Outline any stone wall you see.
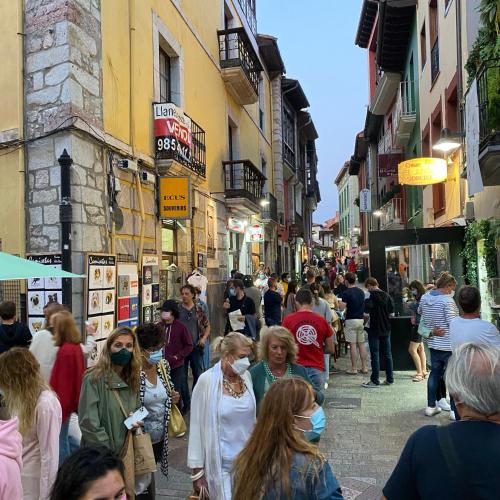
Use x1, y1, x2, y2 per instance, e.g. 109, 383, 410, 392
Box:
24, 0, 105, 322
271, 76, 285, 222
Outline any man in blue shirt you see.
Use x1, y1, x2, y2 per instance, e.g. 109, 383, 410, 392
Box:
339, 272, 368, 374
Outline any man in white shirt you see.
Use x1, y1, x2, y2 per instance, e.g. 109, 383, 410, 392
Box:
450, 286, 500, 350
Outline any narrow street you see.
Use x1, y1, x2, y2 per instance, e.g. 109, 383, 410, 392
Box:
156, 352, 443, 499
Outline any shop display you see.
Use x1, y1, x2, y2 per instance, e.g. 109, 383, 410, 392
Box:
142, 255, 160, 323
117, 262, 139, 328
86, 254, 117, 340
27, 254, 64, 335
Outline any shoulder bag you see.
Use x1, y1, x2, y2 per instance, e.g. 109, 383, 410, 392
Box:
158, 362, 187, 438
112, 389, 157, 480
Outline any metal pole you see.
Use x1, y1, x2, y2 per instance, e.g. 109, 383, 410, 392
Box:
59, 149, 73, 311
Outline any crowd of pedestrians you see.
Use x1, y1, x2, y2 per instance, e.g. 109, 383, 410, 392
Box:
0, 256, 498, 499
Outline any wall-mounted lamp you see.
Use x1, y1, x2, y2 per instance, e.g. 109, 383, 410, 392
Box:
260, 199, 270, 207
432, 128, 464, 154
373, 210, 383, 217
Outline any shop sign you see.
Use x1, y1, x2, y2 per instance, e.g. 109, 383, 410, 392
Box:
154, 103, 192, 162
246, 223, 265, 243
378, 153, 401, 177
227, 217, 246, 234
289, 224, 302, 238
158, 176, 191, 220
359, 188, 371, 212
398, 158, 447, 185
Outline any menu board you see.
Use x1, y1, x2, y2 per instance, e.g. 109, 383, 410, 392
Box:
117, 262, 139, 328
26, 254, 64, 335
85, 254, 116, 340
142, 255, 160, 323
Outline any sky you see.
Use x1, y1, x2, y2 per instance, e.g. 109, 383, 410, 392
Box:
257, 0, 367, 224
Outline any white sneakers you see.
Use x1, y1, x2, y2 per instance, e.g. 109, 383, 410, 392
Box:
437, 398, 451, 411
424, 406, 442, 417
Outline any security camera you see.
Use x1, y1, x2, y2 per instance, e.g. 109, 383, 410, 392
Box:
117, 159, 138, 172
140, 171, 156, 184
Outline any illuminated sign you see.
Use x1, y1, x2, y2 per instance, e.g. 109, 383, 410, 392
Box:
247, 223, 265, 243
227, 217, 246, 234
359, 188, 371, 212
158, 176, 191, 220
398, 158, 447, 185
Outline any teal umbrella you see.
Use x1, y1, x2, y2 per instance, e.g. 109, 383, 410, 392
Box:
0, 252, 84, 281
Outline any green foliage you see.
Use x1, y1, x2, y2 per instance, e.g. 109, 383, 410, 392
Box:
461, 219, 499, 286
354, 197, 360, 207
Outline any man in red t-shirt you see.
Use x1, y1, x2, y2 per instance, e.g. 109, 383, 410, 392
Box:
283, 289, 334, 392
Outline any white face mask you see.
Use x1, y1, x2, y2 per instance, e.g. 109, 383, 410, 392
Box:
161, 311, 172, 321
230, 356, 250, 375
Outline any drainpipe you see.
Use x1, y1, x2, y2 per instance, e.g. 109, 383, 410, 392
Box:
455, 0, 464, 216
59, 150, 73, 311
19, 0, 26, 258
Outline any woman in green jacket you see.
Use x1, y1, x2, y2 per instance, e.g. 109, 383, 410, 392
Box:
78, 326, 141, 455
250, 326, 324, 410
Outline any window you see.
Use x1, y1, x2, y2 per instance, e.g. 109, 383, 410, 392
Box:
258, 77, 265, 131
420, 22, 427, 70
261, 158, 268, 194
159, 48, 171, 102
283, 105, 296, 167
429, 1, 440, 82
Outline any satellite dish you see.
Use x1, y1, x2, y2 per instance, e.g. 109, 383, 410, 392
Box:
112, 207, 124, 230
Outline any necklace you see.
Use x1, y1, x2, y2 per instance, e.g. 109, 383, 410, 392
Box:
223, 376, 247, 398
263, 361, 291, 383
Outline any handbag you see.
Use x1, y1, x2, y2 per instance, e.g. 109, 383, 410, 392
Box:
187, 486, 210, 500
112, 390, 157, 488
120, 429, 136, 499
159, 362, 187, 438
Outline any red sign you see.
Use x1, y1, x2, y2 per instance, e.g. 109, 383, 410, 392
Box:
378, 153, 402, 177
153, 103, 192, 162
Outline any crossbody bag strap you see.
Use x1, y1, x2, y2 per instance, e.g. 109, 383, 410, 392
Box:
436, 425, 469, 493
158, 361, 172, 392
112, 389, 129, 419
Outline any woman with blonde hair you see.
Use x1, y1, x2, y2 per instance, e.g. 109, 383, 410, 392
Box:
78, 326, 141, 457
188, 332, 256, 499
233, 377, 343, 499
0, 347, 62, 499
49, 310, 85, 464
250, 326, 324, 409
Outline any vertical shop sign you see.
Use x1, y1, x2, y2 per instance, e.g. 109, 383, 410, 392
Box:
85, 254, 117, 367
142, 255, 160, 323
26, 254, 63, 335
359, 188, 371, 212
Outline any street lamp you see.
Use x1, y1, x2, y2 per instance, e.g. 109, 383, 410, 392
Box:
260, 198, 270, 207
373, 210, 383, 217
432, 128, 463, 154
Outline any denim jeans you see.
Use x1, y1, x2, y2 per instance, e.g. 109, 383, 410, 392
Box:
368, 333, 394, 384
184, 346, 205, 390
427, 349, 453, 407
59, 419, 70, 465
170, 364, 190, 414
304, 367, 324, 393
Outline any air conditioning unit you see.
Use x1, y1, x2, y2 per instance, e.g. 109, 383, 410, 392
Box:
117, 159, 138, 172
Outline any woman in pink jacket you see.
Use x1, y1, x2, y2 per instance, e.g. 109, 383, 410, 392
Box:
0, 348, 61, 500
0, 417, 23, 499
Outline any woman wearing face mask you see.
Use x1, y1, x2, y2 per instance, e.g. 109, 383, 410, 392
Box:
135, 323, 180, 499
188, 332, 256, 500
407, 280, 427, 382
233, 377, 343, 499
157, 300, 193, 415
78, 327, 141, 475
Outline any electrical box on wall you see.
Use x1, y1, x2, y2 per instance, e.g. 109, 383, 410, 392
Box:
140, 171, 156, 184
117, 159, 138, 172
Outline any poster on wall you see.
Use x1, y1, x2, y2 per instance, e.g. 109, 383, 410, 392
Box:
117, 262, 140, 328
142, 255, 160, 323
26, 254, 64, 335
86, 254, 116, 343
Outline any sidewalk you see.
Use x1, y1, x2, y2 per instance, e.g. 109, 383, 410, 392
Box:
156, 352, 451, 499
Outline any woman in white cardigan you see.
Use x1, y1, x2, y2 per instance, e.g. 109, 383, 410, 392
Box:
188, 332, 256, 499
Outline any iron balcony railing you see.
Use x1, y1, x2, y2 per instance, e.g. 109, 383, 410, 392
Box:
156, 114, 206, 177
379, 197, 406, 229
431, 38, 440, 83
218, 27, 262, 95
261, 192, 278, 222
378, 128, 393, 154
477, 61, 500, 149
223, 159, 266, 206
236, 0, 257, 35
394, 80, 416, 121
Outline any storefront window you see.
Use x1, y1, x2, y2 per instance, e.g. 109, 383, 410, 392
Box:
385, 243, 451, 316
161, 222, 177, 267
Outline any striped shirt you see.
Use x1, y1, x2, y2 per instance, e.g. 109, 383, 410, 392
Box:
418, 291, 459, 351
